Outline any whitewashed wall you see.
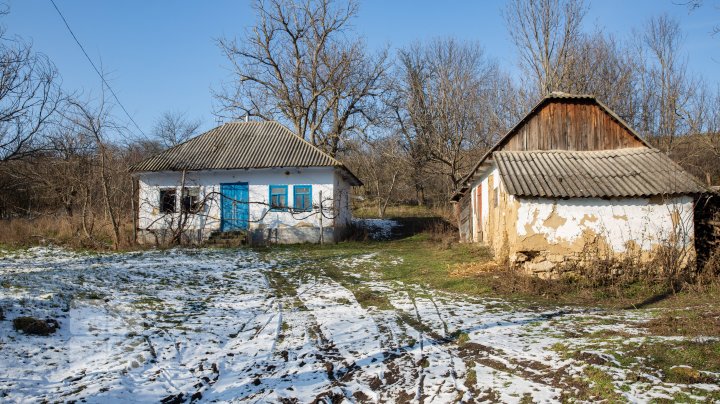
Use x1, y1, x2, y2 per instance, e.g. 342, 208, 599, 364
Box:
466, 166, 502, 243
136, 167, 350, 242
516, 196, 695, 253
463, 163, 696, 260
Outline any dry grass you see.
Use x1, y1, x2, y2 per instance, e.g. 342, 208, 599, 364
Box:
0, 215, 136, 250
446, 258, 720, 309
449, 261, 501, 277
353, 203, 454, 221
642, 309, 720, 337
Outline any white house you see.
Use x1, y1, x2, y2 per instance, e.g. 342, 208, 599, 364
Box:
451, 93, 707, 277
130, 121, 362, 244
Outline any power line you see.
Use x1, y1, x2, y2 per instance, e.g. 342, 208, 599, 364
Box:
48, 0, 146, 137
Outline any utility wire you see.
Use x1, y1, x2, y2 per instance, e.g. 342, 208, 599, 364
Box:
48, 0, 146, 137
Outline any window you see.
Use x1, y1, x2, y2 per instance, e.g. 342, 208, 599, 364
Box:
182, 187, 201, 213
269, 185, 288, 211
294, 185, 312, 211
159, 188, 176, 214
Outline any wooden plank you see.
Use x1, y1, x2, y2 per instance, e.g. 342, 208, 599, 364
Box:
475, 183, 483, 242
485, 97, 649, 163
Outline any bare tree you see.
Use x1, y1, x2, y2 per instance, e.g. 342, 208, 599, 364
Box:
62, 95, 128, 250
214, 0, 388, 156
678, 1, 720, 36
0, 15, 63, 161
503, 0, 587, 96
637, 14, 697, 151
152, 111, 201, 149
554, 31, 640, 122
347, 135, 406, 217
392, 39, 510, 189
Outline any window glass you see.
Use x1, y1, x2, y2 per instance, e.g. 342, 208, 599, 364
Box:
159, 188, 176, 213
294, 185, 312, 211
182, 187, 201, 213
269, 185, 288, 210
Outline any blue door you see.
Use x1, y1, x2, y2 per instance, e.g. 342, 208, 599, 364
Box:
220, 182, 249, 231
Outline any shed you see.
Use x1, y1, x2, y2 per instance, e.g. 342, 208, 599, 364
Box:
130, 121, 362, 244
451, 93, 706, 276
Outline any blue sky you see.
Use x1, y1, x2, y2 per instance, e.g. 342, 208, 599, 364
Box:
5, 0, 719, 139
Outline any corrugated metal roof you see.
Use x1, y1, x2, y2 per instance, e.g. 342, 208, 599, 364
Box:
495, 148, 706, 198
130, 121, 361, 185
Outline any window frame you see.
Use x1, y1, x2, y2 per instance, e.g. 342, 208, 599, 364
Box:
159, 188, 177, 214
293, 185, 312, 212
268, 184, 289, 211
181, 186, 202, 213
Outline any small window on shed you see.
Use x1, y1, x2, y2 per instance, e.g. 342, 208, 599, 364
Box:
269, 185, 288, 211
182, 187, 201, 213
159, 188, 177, 214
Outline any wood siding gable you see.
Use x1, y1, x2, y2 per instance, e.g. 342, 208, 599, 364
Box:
452, 93, 650, 201
500, 98, 645, 153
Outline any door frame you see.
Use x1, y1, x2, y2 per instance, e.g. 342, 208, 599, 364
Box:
220, 182, 249, 232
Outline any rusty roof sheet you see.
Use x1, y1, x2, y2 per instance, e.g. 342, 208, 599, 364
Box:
130, 121, 361, 185
495, 148, 706, 198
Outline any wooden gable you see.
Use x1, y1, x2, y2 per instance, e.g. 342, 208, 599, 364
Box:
500, 97, 646, 153
452, 93, 651, 201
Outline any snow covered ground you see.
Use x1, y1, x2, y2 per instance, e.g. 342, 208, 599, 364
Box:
0, 247, 717, 403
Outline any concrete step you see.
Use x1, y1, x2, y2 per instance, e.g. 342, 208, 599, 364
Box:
205, 230, 247, 247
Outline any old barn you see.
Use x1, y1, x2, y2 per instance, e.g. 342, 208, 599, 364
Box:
452, 93, 707, 276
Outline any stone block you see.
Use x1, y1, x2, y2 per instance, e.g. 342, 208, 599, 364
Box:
525, 260, 555, 273
547, 254, 565, 263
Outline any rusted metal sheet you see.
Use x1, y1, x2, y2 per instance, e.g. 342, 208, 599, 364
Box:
129, 121, 361, 185
494, 148, 707, 198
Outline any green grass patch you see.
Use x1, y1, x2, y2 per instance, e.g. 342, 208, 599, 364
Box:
454, 331, 470, 345
269, 234, 493, 297
620, 340, 720, 383
132, 296, 164, 309
464, 366, 477, 390
582, 365, 624, 401
397, 312, 432, 334
550, 342, 571, 357
352, 288, 393, 310
255, 224, 720, 313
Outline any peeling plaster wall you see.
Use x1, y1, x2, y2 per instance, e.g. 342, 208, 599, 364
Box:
515, 197, 695, 253
511, 196, 696, 275
466, 165, 518, 259
465, 165, 697, 274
